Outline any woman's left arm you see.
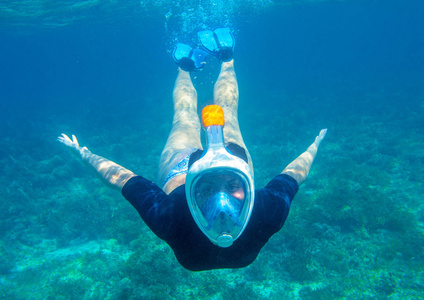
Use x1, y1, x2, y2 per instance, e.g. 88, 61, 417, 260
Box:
281, 129, 327, 186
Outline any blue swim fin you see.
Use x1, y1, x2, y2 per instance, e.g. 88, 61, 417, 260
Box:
172, 43, 207, 72
198, 30, 218, 53
198, 28, 235, 62
191, 48, 208, 70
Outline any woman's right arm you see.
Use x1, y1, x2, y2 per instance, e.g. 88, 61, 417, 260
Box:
58, 134, 136, 191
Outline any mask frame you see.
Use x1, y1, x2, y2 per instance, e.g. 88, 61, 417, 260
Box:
185, 124, 254, 247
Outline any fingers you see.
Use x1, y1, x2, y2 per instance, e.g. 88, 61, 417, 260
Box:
72, 135, 80, 146
58, 133, 70, 144
314, 129, 327, 145
319, 129, 327, 138
57, 133, 80, 147
63, 133, 72, 141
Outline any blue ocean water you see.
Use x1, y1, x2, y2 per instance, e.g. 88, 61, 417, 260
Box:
1, 0, 423, 298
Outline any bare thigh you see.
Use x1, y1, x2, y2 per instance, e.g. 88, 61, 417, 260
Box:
213, 60, 253, 172
158, 69, 202, 194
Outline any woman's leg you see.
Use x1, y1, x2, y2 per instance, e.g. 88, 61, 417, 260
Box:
158, 68, 202, 194
213, 60, 253, 171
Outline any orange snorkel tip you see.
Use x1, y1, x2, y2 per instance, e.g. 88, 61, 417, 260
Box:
202, 105, 225, 127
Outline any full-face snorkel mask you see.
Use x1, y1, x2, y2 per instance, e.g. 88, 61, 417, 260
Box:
185, 105, 255, 248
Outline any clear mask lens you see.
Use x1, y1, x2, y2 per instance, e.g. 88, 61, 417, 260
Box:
194, 170, 247, 208
200, 192, 243, 229
192, 170, 248, 238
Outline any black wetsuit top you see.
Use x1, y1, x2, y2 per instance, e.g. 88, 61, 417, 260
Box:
122, 173, 298, 271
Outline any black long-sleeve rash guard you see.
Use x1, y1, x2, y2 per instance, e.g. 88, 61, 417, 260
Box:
122, 173, 298, 271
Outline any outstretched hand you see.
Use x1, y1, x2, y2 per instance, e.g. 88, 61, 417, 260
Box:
57, 134, 89, 157
314, 129, 327, 146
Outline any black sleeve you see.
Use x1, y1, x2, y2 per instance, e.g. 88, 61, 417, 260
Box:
265, 174, 299, 204
121, 176, 178, 241
252, 174, 299, 232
